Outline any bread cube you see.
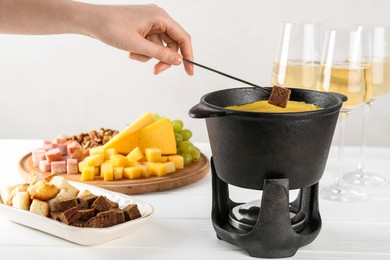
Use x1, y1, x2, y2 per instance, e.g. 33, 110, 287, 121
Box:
12, 191, 31, 210
48, 189, 77, 211
126, 147, 144, 162
1, 184, 18, 205
30, 199, 49, 217
49, 176, 79, 197
145, 148, 162, 163
124, 167, 141, 179
28, 181, 60, 201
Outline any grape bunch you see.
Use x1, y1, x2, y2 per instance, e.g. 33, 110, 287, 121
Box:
171, 119, 200, 166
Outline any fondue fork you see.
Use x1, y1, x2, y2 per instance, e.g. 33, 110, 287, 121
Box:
182, 58, 270, 94
183, 59, 291, 108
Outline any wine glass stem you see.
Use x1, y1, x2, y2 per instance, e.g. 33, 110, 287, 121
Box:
358, 101, 373, 173
335, 111, 349, 187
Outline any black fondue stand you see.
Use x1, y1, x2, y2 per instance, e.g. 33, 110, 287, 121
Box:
211, 158, 321, 258
190, 87, 345, 258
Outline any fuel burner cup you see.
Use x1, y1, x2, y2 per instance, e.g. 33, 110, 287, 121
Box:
190, 87, 346, 258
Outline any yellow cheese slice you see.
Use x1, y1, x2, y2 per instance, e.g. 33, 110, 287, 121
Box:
138, 118, 177, 155
102, 112, 155, 154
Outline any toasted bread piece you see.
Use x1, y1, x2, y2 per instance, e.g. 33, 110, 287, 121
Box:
268, 85, 291, 108
11, 191, 31, 210
6, 184, 30, 206
28, 181, 60, 201
48, 189, 77, 212
49, 176, 79, 197
78, 189, 92, 198
1, 184, 18, 205
30, 199, 49, 217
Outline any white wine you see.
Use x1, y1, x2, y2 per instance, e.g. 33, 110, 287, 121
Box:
272, 60, 320, 89
372, 59, 390, 99
318, 62, 372, 111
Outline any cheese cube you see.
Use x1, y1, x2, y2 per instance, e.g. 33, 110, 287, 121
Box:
124, 167, 141, 179
168, 155, 184, 169
104, 148, 117, 160
101, 161, 114, 181
110, 154, 128, 167
89, 147, 105, 164
160, 156, 168, 163
81, 166, 95, 181
103, 170, 114, 181
137, 165, 150, 178
145, 148, 162, 163
82, 156, 98, 167
126, 146, 144, 162
78, 160, 87, 172
149, 162, 176, 177
113, 167, 124, 180
94, 167, 100, 176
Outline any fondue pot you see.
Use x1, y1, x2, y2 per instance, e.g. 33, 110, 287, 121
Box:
190, 87, 345, 190
189, 87, 346, 258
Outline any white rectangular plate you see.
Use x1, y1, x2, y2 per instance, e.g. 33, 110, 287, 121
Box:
0, 181, 154, 245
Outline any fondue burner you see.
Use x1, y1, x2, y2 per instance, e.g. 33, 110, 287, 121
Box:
211, 158, 321, 258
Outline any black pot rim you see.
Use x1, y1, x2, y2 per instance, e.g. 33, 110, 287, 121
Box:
200, 87, 344, 119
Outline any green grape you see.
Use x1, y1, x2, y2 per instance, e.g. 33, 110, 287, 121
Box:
181, 129, 192, 141
171, 120, 184, 133
153, 113, 162, 121
179, 141, 194, 153
175, 133, 183, 147
182, 153, 193, 166
176, 148, 182, 155
190, 148, 200, 162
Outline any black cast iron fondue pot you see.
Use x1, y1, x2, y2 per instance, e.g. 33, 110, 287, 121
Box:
189, 87, 346, 190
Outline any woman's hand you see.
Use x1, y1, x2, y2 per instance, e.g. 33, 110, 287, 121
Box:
86, 4, 194, 75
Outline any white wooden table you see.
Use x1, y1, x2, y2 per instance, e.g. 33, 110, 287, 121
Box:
0, 139, 389, 259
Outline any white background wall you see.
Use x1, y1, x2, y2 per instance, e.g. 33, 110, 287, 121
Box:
0, 0, 389, 147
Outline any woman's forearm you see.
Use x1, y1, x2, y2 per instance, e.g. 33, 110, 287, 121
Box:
0, 0, 92, 36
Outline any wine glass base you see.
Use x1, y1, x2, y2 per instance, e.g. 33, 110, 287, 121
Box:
321, 185, 367, 202
343, 171, 388, 186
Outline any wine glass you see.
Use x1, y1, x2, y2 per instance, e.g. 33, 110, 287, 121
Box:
318, 28, 372, 202
272, 21, 321, 89
343, 25, 390, 186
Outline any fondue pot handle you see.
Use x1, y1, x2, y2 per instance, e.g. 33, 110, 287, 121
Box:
189, 103, 233, 118
329, 92, 348, 102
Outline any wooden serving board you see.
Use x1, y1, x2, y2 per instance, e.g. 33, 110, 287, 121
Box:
18, 153, 209, 195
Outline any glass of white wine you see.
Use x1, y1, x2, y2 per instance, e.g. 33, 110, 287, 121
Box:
272, 21, 321, 89
343, 25, 390, 186
319, 28, 372, 202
